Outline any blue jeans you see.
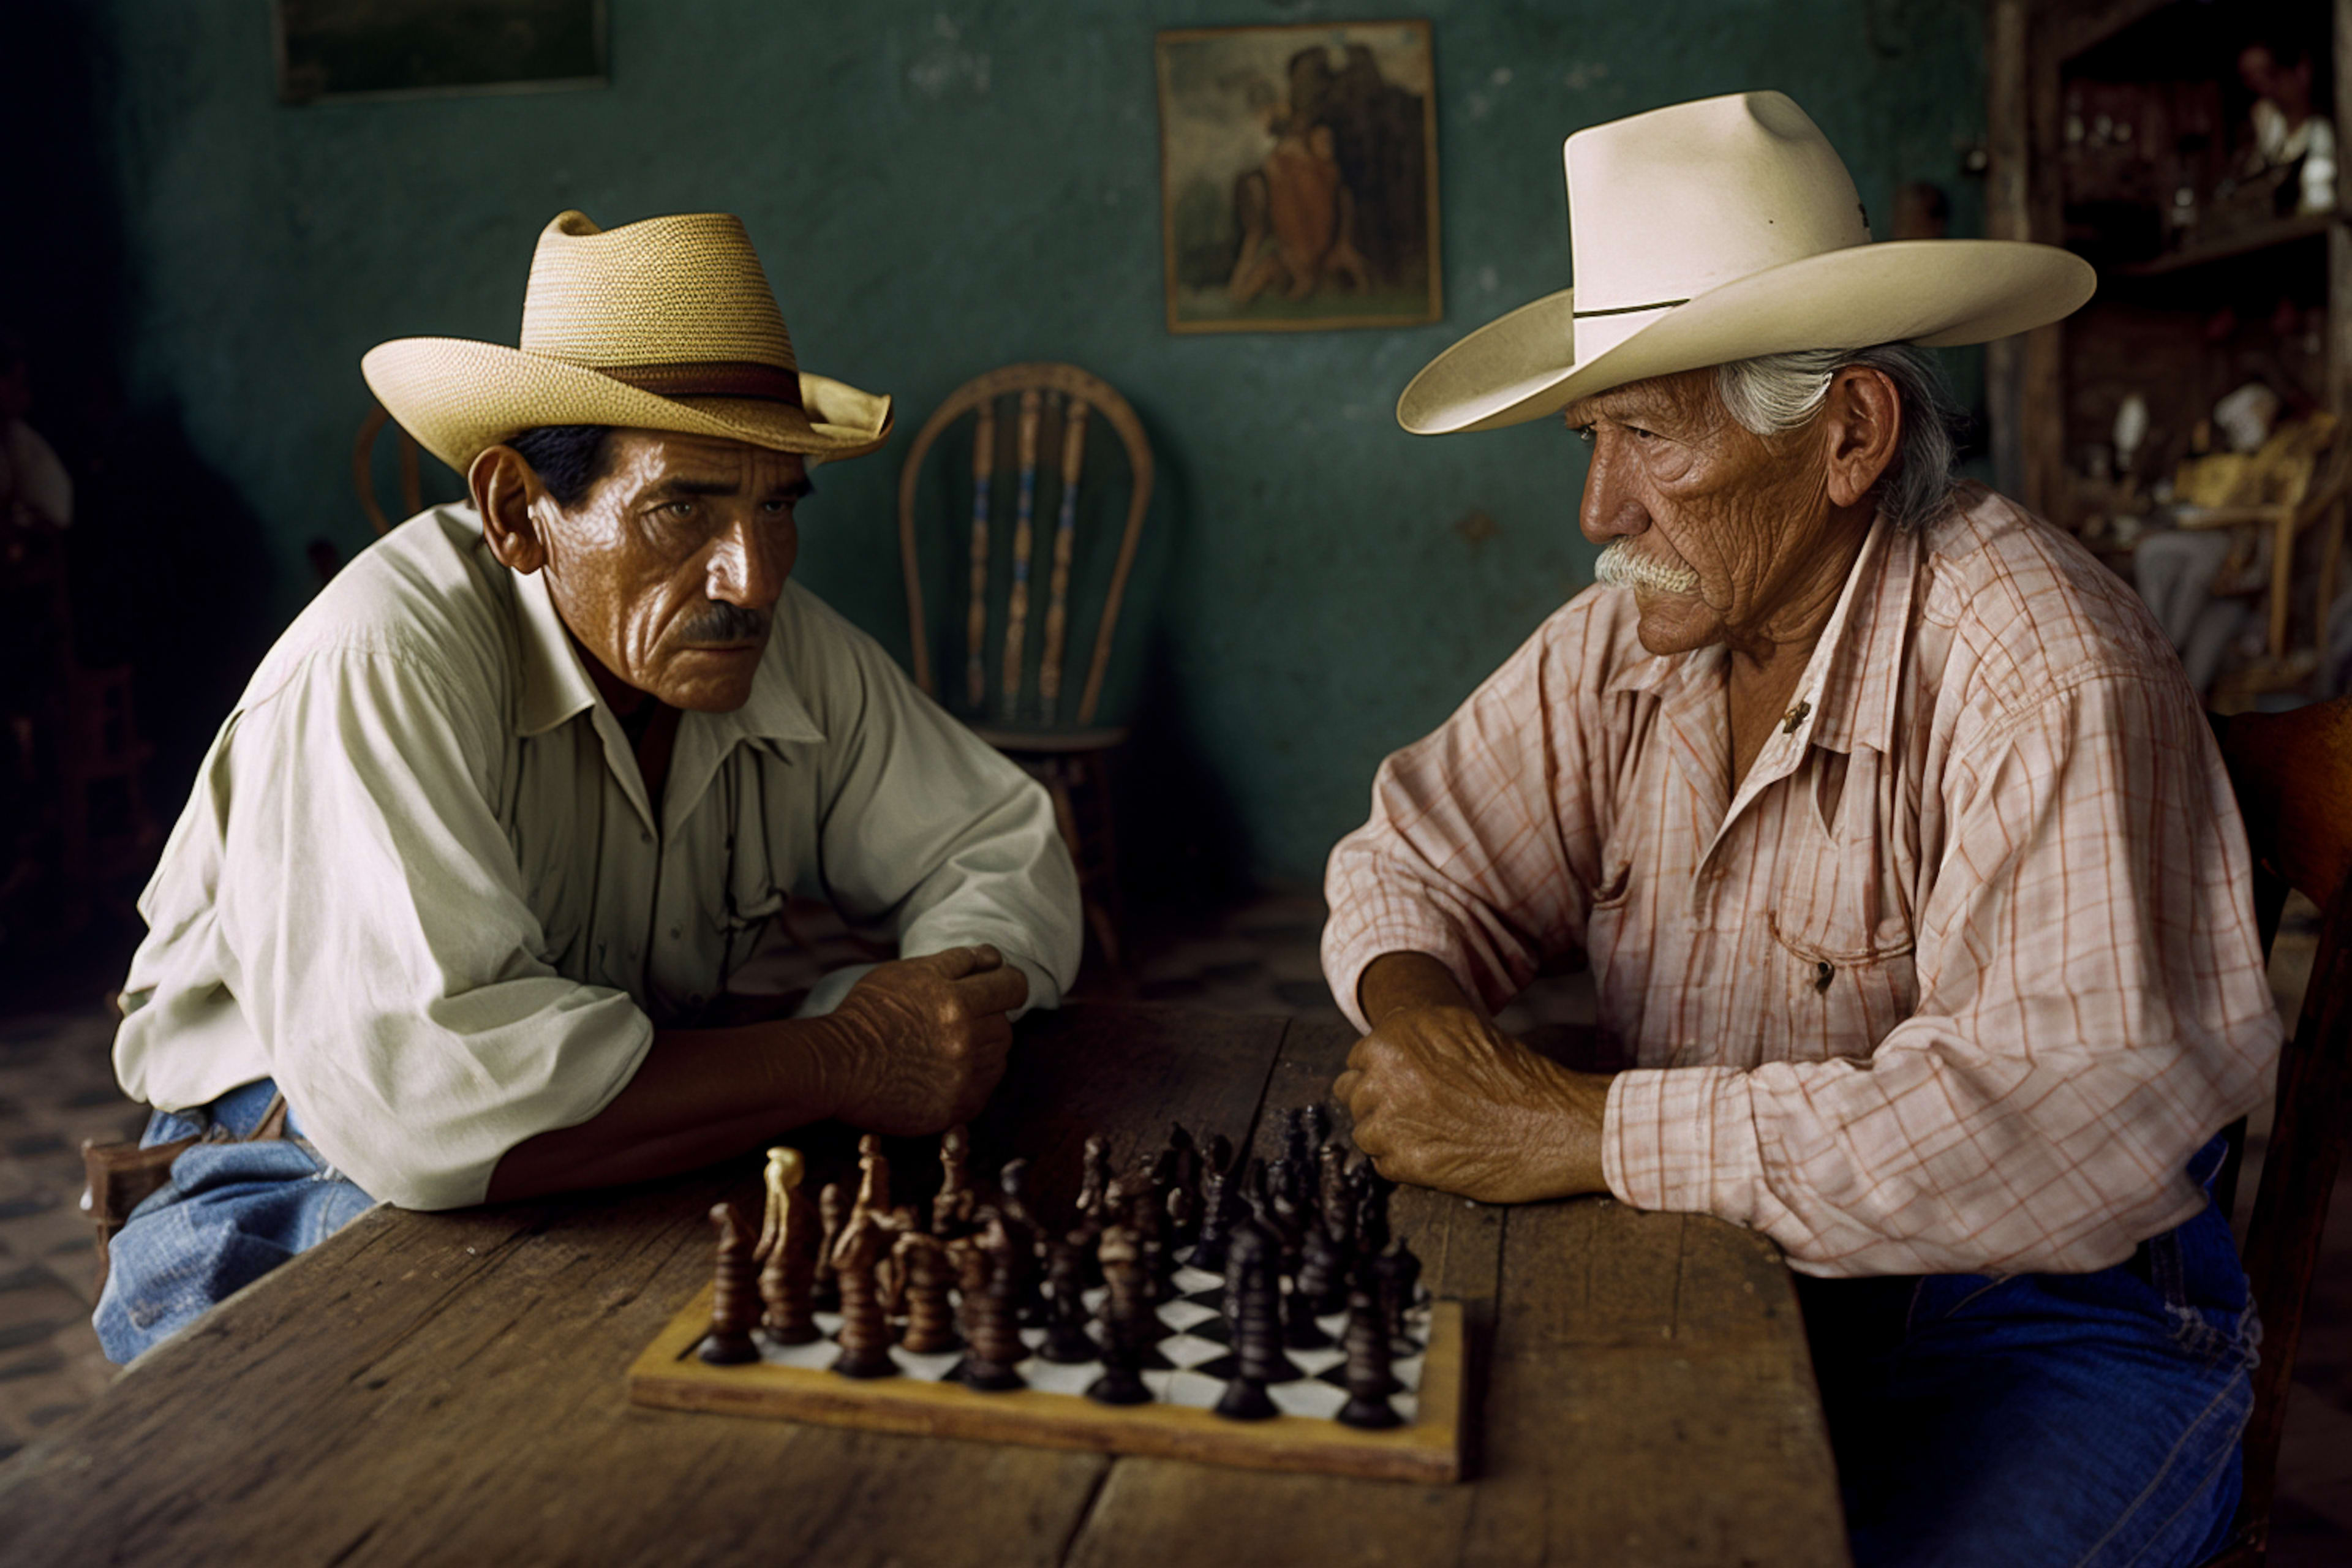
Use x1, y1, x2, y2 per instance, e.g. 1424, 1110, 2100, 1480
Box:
92, 1077, 376, 1364
1801, 1137, 2257, 1568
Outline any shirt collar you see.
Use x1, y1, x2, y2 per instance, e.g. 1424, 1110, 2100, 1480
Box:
1594, 514, 1915, 758
508, 564, 826, 746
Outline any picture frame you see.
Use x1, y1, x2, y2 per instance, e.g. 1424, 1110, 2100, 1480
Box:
1155, 20, 1442, 334
274, 0, 608, 107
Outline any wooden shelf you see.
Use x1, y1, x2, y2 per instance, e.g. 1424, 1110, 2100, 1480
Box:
2111, 211, 2340, 277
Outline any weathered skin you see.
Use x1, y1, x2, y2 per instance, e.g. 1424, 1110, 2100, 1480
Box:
466, 429, 1027, 1202
1332, 365, 1902, 1205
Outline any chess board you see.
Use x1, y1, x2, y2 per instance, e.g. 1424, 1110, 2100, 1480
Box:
628, 1256, 1464, 1482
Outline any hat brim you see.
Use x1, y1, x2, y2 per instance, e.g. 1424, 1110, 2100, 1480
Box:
361, 338, 895, 474
1397, 239, 2095, 435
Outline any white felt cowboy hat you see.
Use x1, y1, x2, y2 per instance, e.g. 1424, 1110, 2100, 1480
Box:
363, 210, 892, 472
1397, 91, 2095, 435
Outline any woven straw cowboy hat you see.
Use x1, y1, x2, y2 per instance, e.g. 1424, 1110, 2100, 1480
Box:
1397, 91, 2095, 435
363, 210, 892, 473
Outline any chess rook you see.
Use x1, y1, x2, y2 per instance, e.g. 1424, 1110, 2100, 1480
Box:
699, 1202, 761, 1365
1336, 1282, 1403, 1429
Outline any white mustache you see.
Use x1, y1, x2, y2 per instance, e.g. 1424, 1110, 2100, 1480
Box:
1594, 540, 1700, 594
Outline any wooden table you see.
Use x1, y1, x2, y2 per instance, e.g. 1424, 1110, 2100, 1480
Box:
0, 1006, 1849, 1566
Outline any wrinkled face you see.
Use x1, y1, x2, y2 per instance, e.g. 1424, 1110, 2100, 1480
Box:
1563, 369, 1833, 657
537, 430, 812, 712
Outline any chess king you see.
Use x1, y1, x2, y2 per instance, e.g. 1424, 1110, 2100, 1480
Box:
1323, 94, 2279, 1567
97, 211, 1080, 1362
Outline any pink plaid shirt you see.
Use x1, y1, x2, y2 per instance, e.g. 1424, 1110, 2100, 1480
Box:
1323, 486, 2281, 1276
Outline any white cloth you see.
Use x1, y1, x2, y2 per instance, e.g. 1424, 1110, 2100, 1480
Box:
115, 506, 1082, 1209
0, 418, 72, 529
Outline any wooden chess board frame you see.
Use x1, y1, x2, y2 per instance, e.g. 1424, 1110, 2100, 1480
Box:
627, 1284, 1465, 1483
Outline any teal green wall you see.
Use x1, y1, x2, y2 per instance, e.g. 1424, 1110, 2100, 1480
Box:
87, 0, 1986, 885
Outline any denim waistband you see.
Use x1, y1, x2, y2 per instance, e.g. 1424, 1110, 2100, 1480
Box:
168, 1076, 304, 1142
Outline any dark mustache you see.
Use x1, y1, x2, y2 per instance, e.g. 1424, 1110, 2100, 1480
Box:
677, 601, 771, 643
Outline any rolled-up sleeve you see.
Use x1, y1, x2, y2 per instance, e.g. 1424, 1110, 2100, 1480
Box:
211, 649, 652, 1210
1604, 674, 2280, 1275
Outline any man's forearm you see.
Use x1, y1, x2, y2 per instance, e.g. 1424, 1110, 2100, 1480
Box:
1357, 949, 1479, 1028
483, 1016, 845, 1202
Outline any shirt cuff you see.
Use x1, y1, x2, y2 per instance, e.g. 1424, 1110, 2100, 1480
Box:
1602, 1066, 1768, 1229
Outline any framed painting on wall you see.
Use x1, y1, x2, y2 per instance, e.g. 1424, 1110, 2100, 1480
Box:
1155, 20, 1442, 334
274, 0, 608, 105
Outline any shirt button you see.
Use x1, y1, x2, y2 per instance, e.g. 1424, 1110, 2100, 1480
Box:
639, 829, 652, 846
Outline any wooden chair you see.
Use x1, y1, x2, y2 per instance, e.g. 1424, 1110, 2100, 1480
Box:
2176, 429, 2352, 702
353, 399, 423, 538
2199, 695, 2352, 1566
897, 363, 1155, 975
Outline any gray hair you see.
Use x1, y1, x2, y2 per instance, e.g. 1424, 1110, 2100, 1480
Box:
1714, 344, 1961, 530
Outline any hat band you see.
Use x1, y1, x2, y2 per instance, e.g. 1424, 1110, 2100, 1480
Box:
1572, 297, 1691, 319
595, 360, 805, 410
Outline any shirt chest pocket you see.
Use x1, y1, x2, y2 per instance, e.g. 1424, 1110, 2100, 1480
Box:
1765, 907, 1918, 1060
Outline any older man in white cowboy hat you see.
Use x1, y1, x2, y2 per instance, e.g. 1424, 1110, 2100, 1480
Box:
1325, 94, 2279, 1566
94, 211, 1080, 1362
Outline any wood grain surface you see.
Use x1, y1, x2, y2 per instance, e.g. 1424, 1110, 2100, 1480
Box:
0, 1006, 1847, 1567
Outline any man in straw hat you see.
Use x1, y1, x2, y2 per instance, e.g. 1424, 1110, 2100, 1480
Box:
94, 211, 1080, 1362
1325, 94, 2277, 1564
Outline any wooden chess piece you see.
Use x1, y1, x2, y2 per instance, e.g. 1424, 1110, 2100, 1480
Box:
1304, 1102, 1332, 1155
1335, 1281, 1403, 1429
951, 1210, 1028, 1391
854, 1133, 892, 1222
812, 1181, 846, 1313
1215, 1219, 1295, 1420
1086, 1224, 1152, 1405
1076, 1134, 1111, 1220
1375, 1243, 1422, 1351
1193, 1155, 1238, 1272
891, 1224, 960, 1354
1295, 1222, 1347, 1322
699, 1202, 760, 1365
1317, 1144, 1354, 1246
829, 1208, 900, 1379
1126, 1187, 1175, 1305
1282, 1106, 1313, 1177
1351, 1161, 1393, 1257
1164, 1123, 1202, 1246
997, 1158, 1050, 1321
1039, 1236, 1097, 1363
755, 1145, 793, 1262
756, 1148, 821, 1346
934, 1124, 976, 1237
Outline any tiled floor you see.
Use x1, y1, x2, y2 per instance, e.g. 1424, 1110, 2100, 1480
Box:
1, 892, 2345, 1564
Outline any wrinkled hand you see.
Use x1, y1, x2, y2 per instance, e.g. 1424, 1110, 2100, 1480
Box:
817, 946, 1027, 1136
1333, 1002, 1608, 1204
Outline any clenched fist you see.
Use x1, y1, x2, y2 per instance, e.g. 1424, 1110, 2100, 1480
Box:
1333, 951, 1610, 1204
815, 946, 1028, 1136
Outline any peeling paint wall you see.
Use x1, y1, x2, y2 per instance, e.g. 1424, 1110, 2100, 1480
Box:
85, 0, 1986, 885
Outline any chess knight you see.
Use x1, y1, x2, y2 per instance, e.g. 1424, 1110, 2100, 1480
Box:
98, 211, 1080, 1362
1324, 94, 2280, 1567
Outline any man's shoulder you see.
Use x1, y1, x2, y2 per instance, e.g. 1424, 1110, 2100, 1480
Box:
1916, 485, 2182, 722
241, 506, 518, 714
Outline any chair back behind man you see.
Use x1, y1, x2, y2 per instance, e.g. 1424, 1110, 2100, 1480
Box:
2206, 695, 2352, 1564
353, 400, 423, 538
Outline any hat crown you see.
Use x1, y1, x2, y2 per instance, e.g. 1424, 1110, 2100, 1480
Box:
1565, 92, 1868, 361
518, 211, 799, 372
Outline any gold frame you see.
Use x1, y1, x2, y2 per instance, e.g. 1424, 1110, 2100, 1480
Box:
1155, 20, 1444, 335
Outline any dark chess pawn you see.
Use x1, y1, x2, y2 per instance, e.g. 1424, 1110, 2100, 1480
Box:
828, 1208, 902, 1379
1086, 1224, 1153, 1405
1191, 1154, 1239, 1272
1375, 1243, 1423, 1351
1295, 1222, 1348, 1319
811, 1180, 846, 1313
854, 1133, 892, 1221
997, 1158, 1049, 1322
1163, 1124, 1202, 1246
933, 1124, 976, 1238
1318, 1144, 1357, 1250
1039, 1237, 1098, 1363
1283, 1106, 1314, 1175
1215, 1219, 1295, 1421
699, 1202, 761, 1365
1076, 1135, 1112, 1221
890, 1224, 960, 1354
756, 1149, 821, 1346
1335, 1282, 1404, 1429
1351, 1161, 1394, 1258
1304, 1102, 1332, 1155
951, 1210, 1028, 1391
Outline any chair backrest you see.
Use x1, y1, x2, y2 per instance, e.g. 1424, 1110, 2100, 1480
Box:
2212, 695, 2352, 1551
896, 363, 1153, 734
353, 400, 423, 538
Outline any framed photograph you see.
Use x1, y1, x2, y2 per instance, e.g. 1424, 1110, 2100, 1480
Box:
1155, 20, 1441, 334
274, 0, 608, 106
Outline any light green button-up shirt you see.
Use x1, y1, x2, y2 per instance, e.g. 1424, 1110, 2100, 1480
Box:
114, 507, 1082, 1209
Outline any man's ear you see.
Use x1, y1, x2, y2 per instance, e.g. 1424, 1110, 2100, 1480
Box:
470, 445, 548, 575
1820, 367, 1904, 511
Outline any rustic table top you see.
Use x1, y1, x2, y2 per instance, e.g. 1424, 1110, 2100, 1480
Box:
0, 1005, 1848, 1567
